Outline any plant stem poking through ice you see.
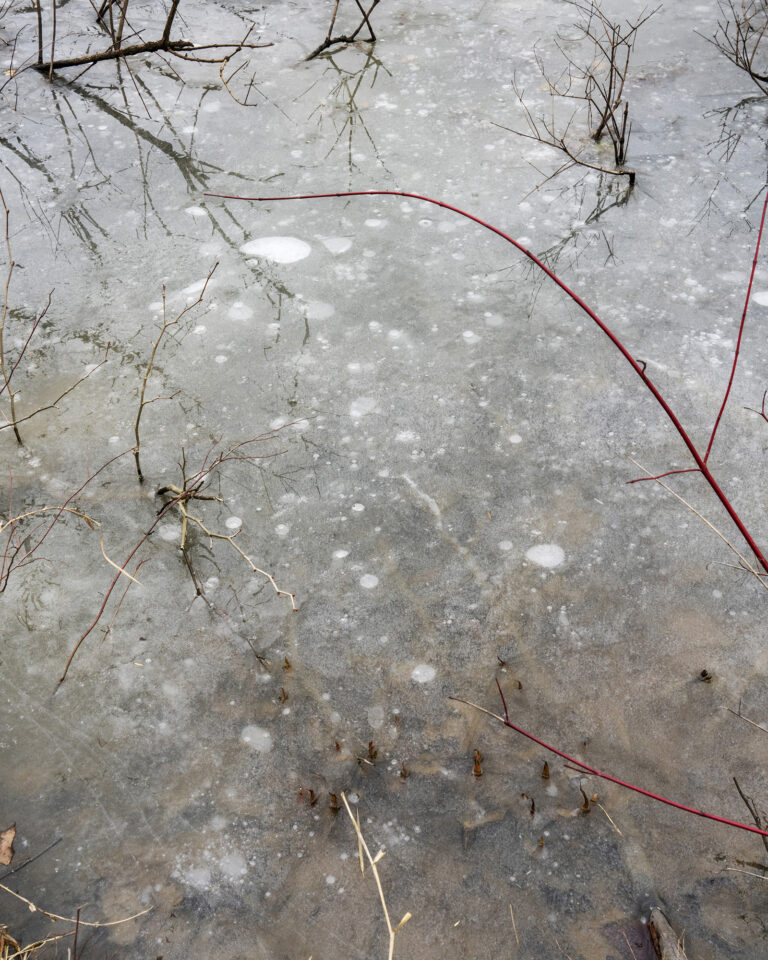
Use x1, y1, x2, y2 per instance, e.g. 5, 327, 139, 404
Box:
134, 261, 218, 482
341, 792, 411, 960
305, 0, 381, 62
449, 682, 768, 840
204, 187, 768, 577
57, 435, 297, 689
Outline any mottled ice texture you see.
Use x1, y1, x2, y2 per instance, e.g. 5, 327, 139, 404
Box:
4, 3, 768, 960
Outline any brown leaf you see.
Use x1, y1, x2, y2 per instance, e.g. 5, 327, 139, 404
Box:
0, 824, 15, 866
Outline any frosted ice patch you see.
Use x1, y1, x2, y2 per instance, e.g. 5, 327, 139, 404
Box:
182, 866, 211, 889
350, 396, 377, 418
241, 725, 272, 752
411, 664, 436, 683
219, 852, 247, 878
275, 523, 290, 537
194, 324, 206, 334
360, 574, 379, 589
185, 206, 207, 217
498, 540, 513, 551
365, 218, 388, 228
525, 543, 565, 568
240, 236, 311, 263
228, 301, 253, 321
368, 705, 385, 729
303, 301, 335, 320
202, 100, 221, 113
225, 516, 242, 530
753, 290, 768, 306
148, 300, 163, 312
321, 236, 352, 254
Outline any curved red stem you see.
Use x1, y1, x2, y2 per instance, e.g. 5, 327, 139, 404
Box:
455, 681, 768, 839
205, 188, 768, 574
705, 189, 768, 463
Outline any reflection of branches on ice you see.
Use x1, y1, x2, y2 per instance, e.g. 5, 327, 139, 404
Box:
491, 172, 628, 313
298, 47, 393, 183
692, 96, 768, 235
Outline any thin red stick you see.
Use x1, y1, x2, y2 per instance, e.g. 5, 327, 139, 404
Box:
705, 188, 768, 463
625, 467, 699, 485
205, 188, 768, 574
446, 683, 768, 840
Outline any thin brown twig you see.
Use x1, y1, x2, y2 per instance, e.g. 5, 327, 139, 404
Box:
305, 0, 380, 61
134, 262, 218, 482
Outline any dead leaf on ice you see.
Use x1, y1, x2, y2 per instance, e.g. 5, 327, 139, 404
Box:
0, 824, 15, 866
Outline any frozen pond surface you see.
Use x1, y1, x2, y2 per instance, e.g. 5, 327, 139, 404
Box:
2, 1, 768, 958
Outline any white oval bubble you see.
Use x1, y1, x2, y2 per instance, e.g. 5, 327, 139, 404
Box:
241, 725, 272, 752
240, 236, 311, 263
321, 236, 352, 254
360, 574, 379, 589
525, 543, 565, 568
411, 664, 436, 683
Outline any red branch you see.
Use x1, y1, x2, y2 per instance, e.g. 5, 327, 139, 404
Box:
204, 188, 768, 574
447, 681, 768, 840
705, 189, 768, 462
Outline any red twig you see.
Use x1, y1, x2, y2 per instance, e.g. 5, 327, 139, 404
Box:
625, 467, 699, 485
204, 188, 768, 575
447, 681, 768, 839
705, 188, 768, 462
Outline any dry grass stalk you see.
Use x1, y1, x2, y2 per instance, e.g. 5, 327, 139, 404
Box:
340, 792, 411, 960
509, 903, 519, 946
133, 261, 218, 482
